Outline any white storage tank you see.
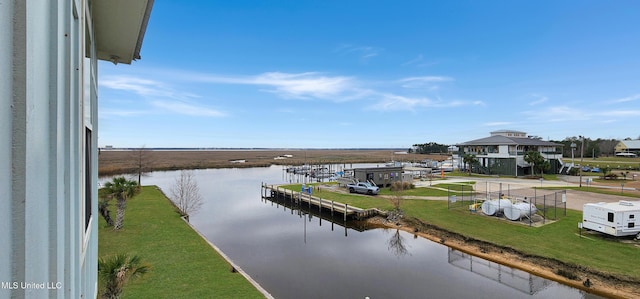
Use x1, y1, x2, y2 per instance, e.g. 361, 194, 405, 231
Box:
481, 199, 512, 216
504, 202, 537, 221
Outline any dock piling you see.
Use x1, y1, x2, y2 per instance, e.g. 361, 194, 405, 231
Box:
263, 185, 378, 223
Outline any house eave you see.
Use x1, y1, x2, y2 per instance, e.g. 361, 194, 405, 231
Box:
92, 0, 154, 64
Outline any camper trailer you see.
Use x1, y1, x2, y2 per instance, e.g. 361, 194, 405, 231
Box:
582, 201, 640, 238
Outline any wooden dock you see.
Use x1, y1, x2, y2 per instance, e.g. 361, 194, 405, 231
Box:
261, 183, 383, 220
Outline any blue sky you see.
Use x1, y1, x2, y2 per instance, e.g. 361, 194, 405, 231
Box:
98, 1, 640, 148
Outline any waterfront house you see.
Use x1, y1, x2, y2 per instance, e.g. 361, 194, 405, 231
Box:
457, 130, 564, 176
1, 1, 154, 298
614, 140, 640, 157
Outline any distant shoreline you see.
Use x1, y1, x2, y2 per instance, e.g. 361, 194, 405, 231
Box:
100, 147, 411, 151
98, 149, 448, 177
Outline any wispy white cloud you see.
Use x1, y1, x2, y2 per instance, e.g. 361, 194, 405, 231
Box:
100, 76, 199, 101
370, 94, 433, 111
369, 93, 484, 111
197, 72, 355, 100
101, 75, 224, 117
402, 54, 424, 66
100, 109, 151, 117
483, 121, 513, 127
255, 72, 353, 99
150, 100, 226, 117
610, 93, 640, 103
402, 54, 439, 67
522, 106, 590, 122
599, 109, 640, 117
522, 102, 640, 128
275, 108, 296, 114
334, 44, 382, 63
397, 76, 453, 90
135, 69, 481, 113
528, 94, 548, 106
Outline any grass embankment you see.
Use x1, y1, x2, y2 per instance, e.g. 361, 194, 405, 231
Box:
282, 183, 640, 281
98, 186, 264, 299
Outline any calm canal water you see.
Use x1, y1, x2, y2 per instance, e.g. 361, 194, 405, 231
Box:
109, 165, 602, 299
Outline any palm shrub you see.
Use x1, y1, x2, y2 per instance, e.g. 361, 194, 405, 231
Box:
97, 253, 150, 299
524, 151, 549, 176
98, 198, 114, 227
462, 153, 478, 175
102, 177, 138, 230
97, 188, 114, 227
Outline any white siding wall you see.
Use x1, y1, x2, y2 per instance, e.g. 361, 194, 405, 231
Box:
0, 0, 14, 289
498, 145, 509, 155
0, 0, 97, 298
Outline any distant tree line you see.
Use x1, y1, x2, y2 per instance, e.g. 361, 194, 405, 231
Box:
410, 142, 449, 154
552, 137, 620, 158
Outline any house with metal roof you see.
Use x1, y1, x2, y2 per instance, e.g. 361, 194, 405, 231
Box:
615, 140, 640, 157
457, 130, 564, 176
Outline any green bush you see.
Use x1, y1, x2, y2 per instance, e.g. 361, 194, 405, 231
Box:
604, 173, 618, 180
390, 181, 415, 191
568, 168, 580, 176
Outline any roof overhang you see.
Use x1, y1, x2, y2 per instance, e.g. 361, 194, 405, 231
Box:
92, 0, 154, 64
458, 136, 563, 147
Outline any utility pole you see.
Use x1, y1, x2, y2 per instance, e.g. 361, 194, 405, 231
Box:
579, 136, 584, 187
580, 136, 584, 164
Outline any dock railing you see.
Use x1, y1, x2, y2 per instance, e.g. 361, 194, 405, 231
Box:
261, 183, 383, 220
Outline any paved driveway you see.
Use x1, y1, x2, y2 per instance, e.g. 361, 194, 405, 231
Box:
415, 175, 636, 211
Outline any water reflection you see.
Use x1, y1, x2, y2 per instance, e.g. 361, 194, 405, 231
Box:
448, 248, 551, 295
387, 229, 411, 258
261, 192, 369, 233
103, 166, 605, 299
260, 188, 600, 298
263, 192, 414, 258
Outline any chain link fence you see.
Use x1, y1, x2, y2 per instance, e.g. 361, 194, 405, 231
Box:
448, 181, 567, 226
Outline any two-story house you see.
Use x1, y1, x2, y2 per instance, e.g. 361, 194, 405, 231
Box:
457, 130, 564, 176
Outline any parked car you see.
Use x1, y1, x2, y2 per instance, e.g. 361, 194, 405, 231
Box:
591, 167, 600, 173
346, 182, 379, 195
582, 166, 591, 172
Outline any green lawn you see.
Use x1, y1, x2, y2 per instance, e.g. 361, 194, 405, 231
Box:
573, 157, 640, 171
446, 170, 560, 180
542, 186, 640, 199
402, 200, 639, 279
98, 186, 265, 299
282, 183, 640, 281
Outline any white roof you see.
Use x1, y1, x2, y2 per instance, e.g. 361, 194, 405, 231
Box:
585, 201, 640, 212
618, 140, 640, 150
